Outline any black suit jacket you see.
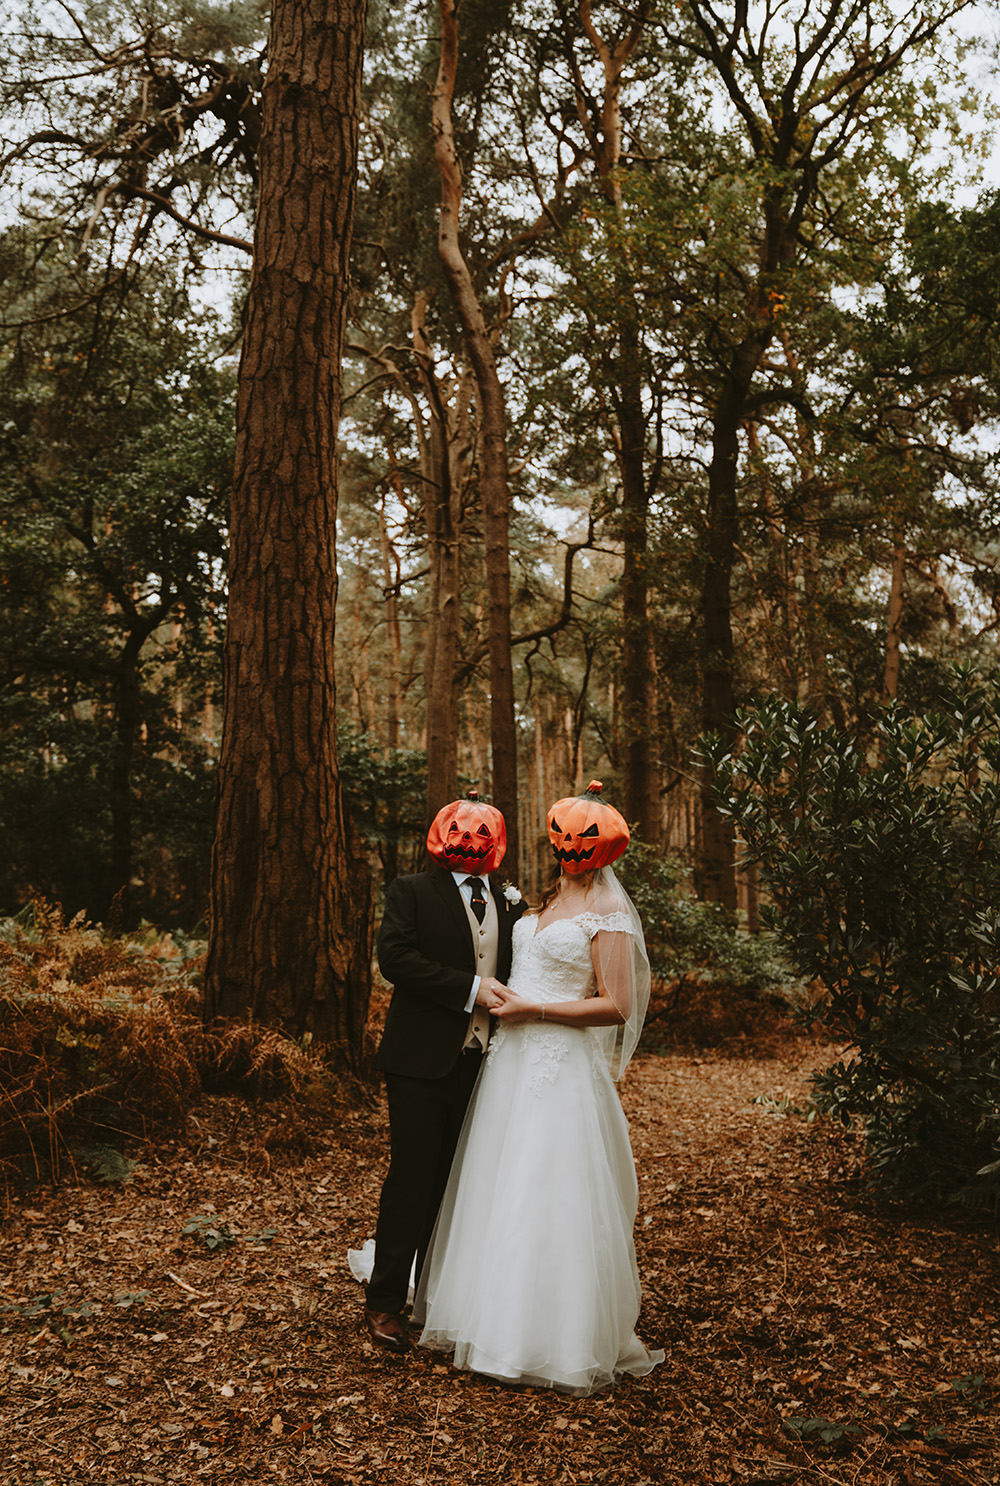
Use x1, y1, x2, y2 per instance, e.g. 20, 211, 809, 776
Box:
375, 869, 523, 1079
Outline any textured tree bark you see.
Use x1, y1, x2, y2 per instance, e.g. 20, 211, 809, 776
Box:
432, 0, 519, 873
205, 0, 373, 1065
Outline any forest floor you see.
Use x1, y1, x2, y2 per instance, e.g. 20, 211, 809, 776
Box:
1, 1033, 998, 1486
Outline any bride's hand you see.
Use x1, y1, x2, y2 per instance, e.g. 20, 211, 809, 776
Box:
492, 989, 539, 1024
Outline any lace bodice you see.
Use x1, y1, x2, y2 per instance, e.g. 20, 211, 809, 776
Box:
507, 911, 633, 1004
487, 912, 634, 1096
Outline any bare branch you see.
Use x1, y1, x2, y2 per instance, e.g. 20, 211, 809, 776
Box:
119, 183, 252, 252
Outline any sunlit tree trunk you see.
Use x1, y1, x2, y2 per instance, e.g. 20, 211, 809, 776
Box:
578, 0, 659, 844
432, 0, 519, 871
205, 0, 372, 1066
412, 298, 469, 824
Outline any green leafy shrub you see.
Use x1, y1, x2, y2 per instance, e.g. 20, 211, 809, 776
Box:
616, 843, 799, 1048
708, 664, 1000, 1200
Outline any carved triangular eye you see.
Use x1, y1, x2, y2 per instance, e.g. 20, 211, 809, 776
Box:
448, 821, 459, 832
550, 817, 562, 833
579, 823, 600, 837
476, 823, 491, 836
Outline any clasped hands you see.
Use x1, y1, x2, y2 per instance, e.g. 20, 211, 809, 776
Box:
475, 977, 537, 1023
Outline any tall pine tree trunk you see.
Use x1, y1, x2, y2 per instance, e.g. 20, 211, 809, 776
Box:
432, 0, 519, 871
617, 309, 660, 844
578, 1, 658, 843
421, 419, 463, 820
697, 195, 791, 906
411, 295, 469, 823
205, 0, 372, 1065
697, 368, 744, 908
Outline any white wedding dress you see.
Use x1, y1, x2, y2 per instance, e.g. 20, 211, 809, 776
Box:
415, 909, 664, 1395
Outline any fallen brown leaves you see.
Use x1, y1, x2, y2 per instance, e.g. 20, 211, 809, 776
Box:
1, 1036, 998, 1485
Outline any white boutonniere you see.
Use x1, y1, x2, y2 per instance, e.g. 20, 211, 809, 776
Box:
502, 883, 522, 904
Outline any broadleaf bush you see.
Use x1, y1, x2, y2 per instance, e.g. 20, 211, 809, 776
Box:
707, 663, 1000, 1200
616, 843, 800, 1048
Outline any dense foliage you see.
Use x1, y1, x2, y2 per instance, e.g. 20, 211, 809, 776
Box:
709, 666, 1000, 1200
0, 240, 231, 924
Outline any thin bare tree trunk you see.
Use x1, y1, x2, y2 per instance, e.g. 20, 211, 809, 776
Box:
205, 0, 372, 1065
578, 1, 658, 843
698, 364, 747, 908
697, 220, 790, 907
378, 474, 404, 887
410, 298, 470, 823
432, 0, 519, 871
883, 534, 907, 704
617, 322, 660, 843
379, 477, 403, 752
352, 300, 470, 823
108, 630, 145, 925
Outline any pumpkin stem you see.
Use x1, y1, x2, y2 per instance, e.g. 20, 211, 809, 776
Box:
585, 780, 603, 795
466, 788, 480, 801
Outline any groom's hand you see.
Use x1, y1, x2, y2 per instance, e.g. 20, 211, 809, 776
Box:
476, 977, 509, 1011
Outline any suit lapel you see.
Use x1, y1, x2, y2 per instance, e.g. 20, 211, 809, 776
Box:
430, 869, 476, 963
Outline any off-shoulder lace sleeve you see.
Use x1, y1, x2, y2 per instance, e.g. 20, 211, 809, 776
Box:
576, 911, 633, 937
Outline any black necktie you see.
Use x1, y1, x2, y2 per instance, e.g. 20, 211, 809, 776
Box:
468, 877, 486, 924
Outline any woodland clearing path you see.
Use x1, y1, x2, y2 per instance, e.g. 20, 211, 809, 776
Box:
1, 1038, 997, 1485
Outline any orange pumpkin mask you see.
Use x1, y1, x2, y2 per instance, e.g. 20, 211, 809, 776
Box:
426, 791, 507, 875
547, 780, 629, 873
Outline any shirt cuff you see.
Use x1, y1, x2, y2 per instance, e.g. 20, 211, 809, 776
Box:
464, 977, 480, 1013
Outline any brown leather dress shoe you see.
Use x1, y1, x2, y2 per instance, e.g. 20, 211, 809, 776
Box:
364, 1308, 409, 1353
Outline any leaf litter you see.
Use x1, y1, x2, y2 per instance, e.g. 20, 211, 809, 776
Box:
1, 1036, 998, 1485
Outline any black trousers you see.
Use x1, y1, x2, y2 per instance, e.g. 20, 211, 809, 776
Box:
366, 1050, 482, 1316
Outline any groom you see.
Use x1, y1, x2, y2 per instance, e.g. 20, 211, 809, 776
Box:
364, 793, 523, 1352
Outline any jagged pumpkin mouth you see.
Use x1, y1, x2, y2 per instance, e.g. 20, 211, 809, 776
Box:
442, 842, 492, 861
554, 845, 597, 864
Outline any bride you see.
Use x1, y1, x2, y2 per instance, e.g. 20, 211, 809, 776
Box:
414, 782, 664, 1395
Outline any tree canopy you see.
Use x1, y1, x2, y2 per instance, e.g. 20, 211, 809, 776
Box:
2, 0, 999, 954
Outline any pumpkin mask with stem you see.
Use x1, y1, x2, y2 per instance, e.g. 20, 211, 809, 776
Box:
426, 790, 507, 876
547, 780, 630, 873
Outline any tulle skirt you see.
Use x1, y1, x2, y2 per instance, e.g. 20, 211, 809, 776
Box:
416, 1020, 664, 1395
